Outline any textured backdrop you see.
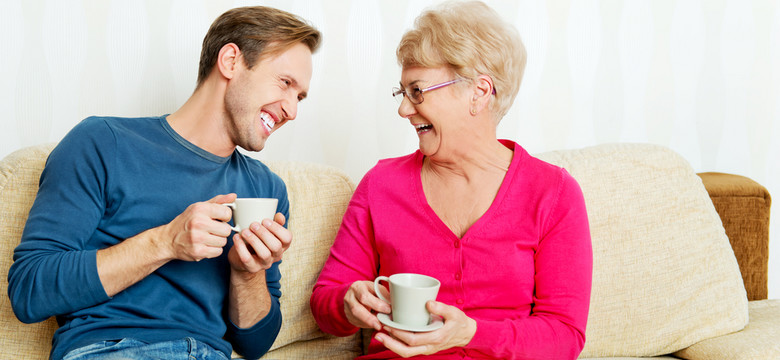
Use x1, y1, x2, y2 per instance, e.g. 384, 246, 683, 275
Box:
1, 0, 777, 299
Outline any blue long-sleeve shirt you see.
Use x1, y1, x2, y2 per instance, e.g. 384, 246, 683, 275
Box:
7, 116, 286, 359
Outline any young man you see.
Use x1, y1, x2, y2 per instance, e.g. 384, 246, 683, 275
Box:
7, 6, 320, 359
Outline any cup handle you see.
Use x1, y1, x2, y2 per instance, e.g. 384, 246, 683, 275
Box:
224, 203, 239, 232
374, 276, 390, 303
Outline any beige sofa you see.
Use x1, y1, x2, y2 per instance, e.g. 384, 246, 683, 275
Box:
1, 143, 778, 359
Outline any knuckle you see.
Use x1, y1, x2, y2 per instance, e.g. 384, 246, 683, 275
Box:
189, 217, 209, 230
240, 229, 254, 240
266, 241, 282, 253
357, 292, 371, 304
191, 202, 208, 213
405, 336, 419, 346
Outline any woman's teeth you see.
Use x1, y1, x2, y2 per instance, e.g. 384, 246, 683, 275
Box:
260, 112, 275, 132
415, 124, 433, 134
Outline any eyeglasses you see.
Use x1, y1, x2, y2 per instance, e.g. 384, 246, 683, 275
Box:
392, 79, 497, 105
392, 79, 464, 105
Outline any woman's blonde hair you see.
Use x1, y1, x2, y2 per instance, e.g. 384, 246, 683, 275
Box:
397, 1, 526, 122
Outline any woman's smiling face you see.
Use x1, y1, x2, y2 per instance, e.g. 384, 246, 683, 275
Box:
397, 66, 473, 159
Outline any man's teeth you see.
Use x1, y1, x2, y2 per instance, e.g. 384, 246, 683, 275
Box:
260, 112, 275, 132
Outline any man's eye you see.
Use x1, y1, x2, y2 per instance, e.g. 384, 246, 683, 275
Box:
412, 87, 422, 97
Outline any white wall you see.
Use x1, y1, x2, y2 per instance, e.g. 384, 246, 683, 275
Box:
1, 0, 777, 299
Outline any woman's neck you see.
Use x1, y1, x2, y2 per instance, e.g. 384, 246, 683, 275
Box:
424, 139, 513, 184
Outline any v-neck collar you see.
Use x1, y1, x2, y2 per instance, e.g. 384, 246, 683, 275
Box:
412, 140, 523, 241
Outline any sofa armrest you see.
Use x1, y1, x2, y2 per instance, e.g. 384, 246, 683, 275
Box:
697, 172, 771, 301
674, 299, 780, 359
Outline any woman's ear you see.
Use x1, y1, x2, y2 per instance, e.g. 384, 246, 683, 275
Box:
471, 74, 494, 113
216, 43, 241, 80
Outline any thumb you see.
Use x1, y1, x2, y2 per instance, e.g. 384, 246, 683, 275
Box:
208, 193, 237, 204
426, 300, 451, 317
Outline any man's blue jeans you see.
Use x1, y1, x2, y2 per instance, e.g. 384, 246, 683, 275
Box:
62, 338, 230, 360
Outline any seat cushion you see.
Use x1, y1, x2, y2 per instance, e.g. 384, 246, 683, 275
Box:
673, 299, 780, 359
536, 143, 748, 357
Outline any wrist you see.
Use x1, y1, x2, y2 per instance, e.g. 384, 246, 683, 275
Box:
463, 317, 478, 347
229, 269, 271, 327
231, 266, 266, 286
143, 226, 175, 263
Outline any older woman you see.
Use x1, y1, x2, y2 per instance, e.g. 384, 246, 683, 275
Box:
311, 1, 592, 359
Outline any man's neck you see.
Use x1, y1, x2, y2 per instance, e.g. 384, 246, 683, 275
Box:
166, 79, 235, 158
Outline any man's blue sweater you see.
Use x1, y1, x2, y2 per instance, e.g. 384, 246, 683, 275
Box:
7, 116, 287, 359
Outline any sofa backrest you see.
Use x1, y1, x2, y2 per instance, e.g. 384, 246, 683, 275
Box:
0, 144, 361, 359
536, 143, 749, 357
1, 142, 754, 359
0, 143, 58, 358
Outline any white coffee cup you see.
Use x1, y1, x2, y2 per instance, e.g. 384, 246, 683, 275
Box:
374, 273, 440, 327
225, 198, 278, 232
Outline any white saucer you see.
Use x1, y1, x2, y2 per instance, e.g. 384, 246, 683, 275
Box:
377, 313, 444, 332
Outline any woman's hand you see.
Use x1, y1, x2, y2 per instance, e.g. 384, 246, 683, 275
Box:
375, 301, 477, 358
343, 280, 391, 331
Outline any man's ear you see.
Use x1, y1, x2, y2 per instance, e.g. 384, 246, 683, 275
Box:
216, 43, 241, 80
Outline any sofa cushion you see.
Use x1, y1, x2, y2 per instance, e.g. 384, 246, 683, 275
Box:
0, 143, 59, 360
262, 161, 361, 359
673, 299, 780, 359
535, 143, 748, 357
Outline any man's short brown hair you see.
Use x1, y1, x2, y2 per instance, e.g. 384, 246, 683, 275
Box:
197, 6, 321, 87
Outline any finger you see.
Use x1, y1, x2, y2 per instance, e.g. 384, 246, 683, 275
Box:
377, 285, 390, 304
186, 212, 232, 238
241, 228, 274, 263
231, 235, 264, 273
188, 238, 225, 261
384, 325, 438, 347
346, 298, 382, 330
203, 194, 236, 222
232, 235, 254, 265
273, 212, 286, 226
359, 285, 391, 314
201, 233, 229, 248
375, 331, 431, 358
208, 221, 234, 238
188, 201, 233, 223
199, 245, 224, 260
247, 222, 288, 259
261, 218, 292, 248
207, 193, 237, 204
426, 301, 455, 320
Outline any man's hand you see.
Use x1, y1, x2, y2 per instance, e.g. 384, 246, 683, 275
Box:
159, 193, 236, 262
226, 211, 291, 328
227, 212, 292, 274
